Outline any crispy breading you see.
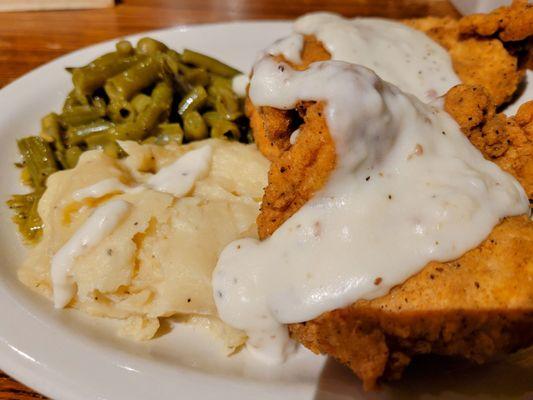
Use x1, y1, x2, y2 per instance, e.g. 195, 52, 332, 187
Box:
257, 102, 335, 239
246, 36, 331, 162
459, 0, 533, 41
257, 90, 533, 390
444, 85, 533, 198
405, 5, 531, 106
290, 215, 533, 389
250, 3, 532, 160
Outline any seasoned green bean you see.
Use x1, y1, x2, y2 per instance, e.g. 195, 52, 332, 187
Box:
17, 137, 58, 189
59, 104, 104, 127
183, 111, 208, 141
136, 81, 173, 134
182, 49, 241, 78
155, 123, 184, 145
72, 52, 140, 97
184, 68, 210, 87
104, 55, 161, 101
208, 85, 241, 120
40, 113, 64, 150
64, 146, 83, 168
66, 119, 115, 145
136, 37, 167, 55
116, 40, 134, 56
209, 119, 240, 140
7, 191, 44, 243
178, 86, 207, 116
131, 93, 152, 113
107, 99, 136, 123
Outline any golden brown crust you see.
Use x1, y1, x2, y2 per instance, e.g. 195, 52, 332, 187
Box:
445, 85, 533, 199
245, 35, 331, 163
257, 102, 335, 239
404, 11, 530, 106
289, 215, 533, 390
459, 0, 533, 42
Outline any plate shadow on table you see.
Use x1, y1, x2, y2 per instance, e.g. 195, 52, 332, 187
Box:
313, 347, 533, 400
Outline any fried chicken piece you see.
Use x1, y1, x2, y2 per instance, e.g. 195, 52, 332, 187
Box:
249, 5, 533, 388
257, 102, 335, 239
459, 0, 533, 41
247, 36, 331, 162
405, 0, 533, 106
253, 90, 533, 389
290, 215, 533, 390
444, 85, 533, 198
250, 2, 532, 161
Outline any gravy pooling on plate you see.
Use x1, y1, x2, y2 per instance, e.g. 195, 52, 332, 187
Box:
212, 57, 529, 363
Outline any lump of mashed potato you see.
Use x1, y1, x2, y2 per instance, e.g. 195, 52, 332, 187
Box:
18, 138, 269, 351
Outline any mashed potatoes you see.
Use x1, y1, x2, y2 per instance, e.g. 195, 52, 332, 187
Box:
19, 138, 269, 350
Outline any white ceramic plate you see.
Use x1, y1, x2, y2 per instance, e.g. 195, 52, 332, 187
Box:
0, 22, 532, 400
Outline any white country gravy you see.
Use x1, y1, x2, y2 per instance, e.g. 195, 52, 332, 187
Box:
266, 12, 460, 103
212, 58, 529, 362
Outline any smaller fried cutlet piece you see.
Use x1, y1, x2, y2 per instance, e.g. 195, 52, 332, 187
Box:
444, 85, 533, 199
245, 36, 331, 161
257, 102, 335, 239
405, 9, 530, 106
459, 0, 533, 41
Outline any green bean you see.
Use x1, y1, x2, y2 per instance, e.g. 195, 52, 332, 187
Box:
104, 55, 161, 101
182, 49, 241, 78
208, 85, 241, 120
64, 146, 82, 168
131, 93, 152, 113
66, 119, 115, 145
183, 111, 208, 141
40, 113, 64, 150
7, 191, 43, 243
107, 99, 136, 123
103, 141, 123, 158
134, 82, 173, 137
178, 86, 207, 116
116, 40, 134, 56
209, 74, 232, 90
17, 137, 58, 189
184, 68, 210, 87
202, 111, 225, 126
136, 37, 167, 55
161, 51, 192, 94
113, 122, 143, 141
72, 52, 140, 97
155, 123, 184, 145
59, 104, 103, 127
92, 96, 108, 115
63, 90, 83, 112
209, 119, 240, 140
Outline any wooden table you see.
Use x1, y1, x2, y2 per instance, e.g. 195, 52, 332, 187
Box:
0, 0, 458, 398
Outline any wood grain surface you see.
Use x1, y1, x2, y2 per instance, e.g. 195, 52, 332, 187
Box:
0, 0, 458, 398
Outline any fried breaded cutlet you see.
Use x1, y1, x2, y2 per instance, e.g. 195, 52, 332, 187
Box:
249, 1, 533, 162
257, 94, 533, 390
249, 2, 533, 390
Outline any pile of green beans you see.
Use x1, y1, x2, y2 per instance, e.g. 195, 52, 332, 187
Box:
9, 37, 250, 243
